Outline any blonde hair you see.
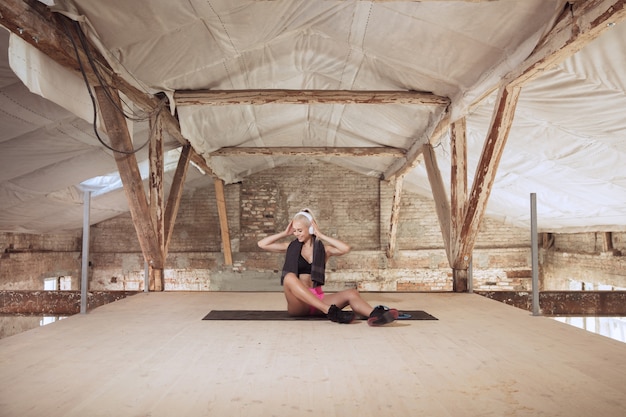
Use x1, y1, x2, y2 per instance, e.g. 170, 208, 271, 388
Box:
294, 209, 314, 233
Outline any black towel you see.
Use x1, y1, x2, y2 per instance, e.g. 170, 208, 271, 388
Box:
281, 238, 326, 286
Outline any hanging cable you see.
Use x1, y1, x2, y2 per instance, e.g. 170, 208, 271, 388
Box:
60, 17, 164, 155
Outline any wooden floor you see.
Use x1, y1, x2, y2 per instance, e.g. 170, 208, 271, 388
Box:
1, 292, 625, 417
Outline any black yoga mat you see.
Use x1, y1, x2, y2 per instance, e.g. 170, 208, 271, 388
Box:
202, 310, 437, 321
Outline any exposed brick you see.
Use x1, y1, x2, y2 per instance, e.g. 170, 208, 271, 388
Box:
2, 160, 624, 294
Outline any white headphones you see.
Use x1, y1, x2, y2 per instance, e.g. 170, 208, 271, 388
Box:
295, 211, 315, 234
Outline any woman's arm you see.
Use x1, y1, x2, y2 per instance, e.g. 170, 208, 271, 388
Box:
257, 221, 294, 253
311, 221, 351, 258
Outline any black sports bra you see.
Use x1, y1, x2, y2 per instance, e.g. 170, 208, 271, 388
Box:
298, 254, 312, 275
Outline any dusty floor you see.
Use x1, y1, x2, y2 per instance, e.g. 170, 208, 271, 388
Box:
0, 291, 625, 417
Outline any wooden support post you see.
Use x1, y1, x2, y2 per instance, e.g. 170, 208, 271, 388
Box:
452, 269, 468, 293
149, 112, 165, 291
450, 118, 470, 291
542, 232, 554, 249
602, 232, 613, 253
423, 143, 452, 264
164, 145, 192, 255
452, 85, 521, 274
450, 118, 467, 262
94, 87, 162, 272
214, 178, 233, 265
386, 176, 403, 258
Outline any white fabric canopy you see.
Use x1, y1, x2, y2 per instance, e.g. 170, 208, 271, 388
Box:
1, 0, 625, 233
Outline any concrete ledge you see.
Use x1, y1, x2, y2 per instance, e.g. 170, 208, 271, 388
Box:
0, 290, 138, 314
477, 290, 626, 316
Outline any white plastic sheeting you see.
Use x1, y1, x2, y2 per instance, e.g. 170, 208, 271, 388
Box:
0, 30, 206, 233
422, 19, 626, 232
1, 0, 625, 233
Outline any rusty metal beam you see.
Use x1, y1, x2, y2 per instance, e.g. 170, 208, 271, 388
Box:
477, 291, 626, 316
0, 290, 138, 315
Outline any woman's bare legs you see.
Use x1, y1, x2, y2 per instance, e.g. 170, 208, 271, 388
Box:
283, 273, 331, 316
284, 272, 374, 315
324, 289, 374, 317
283, 274, 379, 319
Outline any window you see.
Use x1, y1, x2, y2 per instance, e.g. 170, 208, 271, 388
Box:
43, 276, 72, 291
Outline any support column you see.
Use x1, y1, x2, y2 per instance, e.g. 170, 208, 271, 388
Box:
80, 190, 91, 314
386, 175, 403, 258
531, 193, 540, 316
149, 112, 165, 291
452, 269, 468, 293
214, 178, 233, 265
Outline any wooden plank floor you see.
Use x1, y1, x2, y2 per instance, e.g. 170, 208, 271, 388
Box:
1, 292, 625, 417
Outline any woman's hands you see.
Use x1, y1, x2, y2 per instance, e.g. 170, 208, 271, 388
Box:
257, 216, 350, 257
257, 221, 293, 252
311, 221, 351, 257
284, 220, 295, 236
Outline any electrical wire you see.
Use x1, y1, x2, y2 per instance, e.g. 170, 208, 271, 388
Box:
61, 17, 164, 155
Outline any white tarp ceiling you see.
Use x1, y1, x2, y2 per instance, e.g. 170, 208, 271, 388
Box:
1, 0, 625, 234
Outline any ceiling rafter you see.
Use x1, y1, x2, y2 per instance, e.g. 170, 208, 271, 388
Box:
383, 0, 626, 271
174, 89, 449, 106
385, 0, 626, 183
446, 0, 626, 286
0, 0, 212, 169
210, 147, 406, 157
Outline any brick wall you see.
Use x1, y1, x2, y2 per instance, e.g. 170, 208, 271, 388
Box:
552, 232, 626, 254
0, 251, 81, 290
0, 231, 80, 252
1, 229, 82, 290
1, 160, 590, 293
244, 161, 381, 251
541, 231, 626, 290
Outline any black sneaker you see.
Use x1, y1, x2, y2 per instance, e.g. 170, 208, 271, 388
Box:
367, 305, 399, 326
327, 304, 355, 324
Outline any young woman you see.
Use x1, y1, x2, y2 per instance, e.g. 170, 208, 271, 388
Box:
257, 209, 398, 325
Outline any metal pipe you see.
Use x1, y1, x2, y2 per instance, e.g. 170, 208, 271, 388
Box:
531, 193, 540, 316
144, 261, 149, 292
80, 190, 91, 314
468, 257, 473, 293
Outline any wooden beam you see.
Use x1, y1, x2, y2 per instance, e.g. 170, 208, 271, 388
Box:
423, 143, 452, 265
211, 146, 405, 158
94, 86, 162, 269
384, 1, 626, 190
386, 176, 403, 259
174, 89, 450, 106
149, 113, 166, 254
365, 0, 499, 2
0, 1, 152, 108
0, 1, 189, 149
164, 145, 192, 256
478, 291, 626, 316
213, 179, 233, 265
450, 117, 467, 263
452, 85, 521, 271
468, 0, 626, 108
505, 0, 626, 89
148, 113, 165, 291
601, 231, 618, 255
383, 111, 450, 180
